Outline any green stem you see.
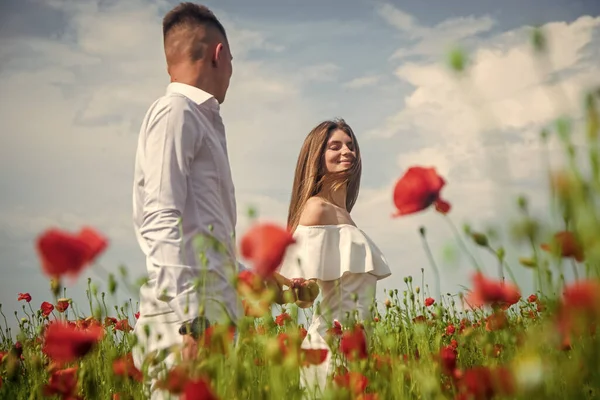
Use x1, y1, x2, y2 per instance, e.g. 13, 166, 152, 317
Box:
444, 216, 482, 272
570, 259, 580, 281
419, 228, 441, 301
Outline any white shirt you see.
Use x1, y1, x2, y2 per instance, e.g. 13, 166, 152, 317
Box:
278, 224, 392, 281
132, 82, 240, 325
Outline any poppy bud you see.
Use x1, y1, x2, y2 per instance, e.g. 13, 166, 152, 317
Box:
519, 257, 537, 268
471, 232, 488, 247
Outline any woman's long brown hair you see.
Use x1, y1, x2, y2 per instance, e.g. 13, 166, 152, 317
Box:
287, 119, 362, 232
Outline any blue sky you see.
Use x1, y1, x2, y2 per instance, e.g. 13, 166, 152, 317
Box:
0, 0, 599, 325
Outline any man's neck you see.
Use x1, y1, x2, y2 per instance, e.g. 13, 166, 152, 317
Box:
169, 64, 216, 97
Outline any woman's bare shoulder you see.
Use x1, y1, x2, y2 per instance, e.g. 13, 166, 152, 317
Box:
298, 197, 335, 226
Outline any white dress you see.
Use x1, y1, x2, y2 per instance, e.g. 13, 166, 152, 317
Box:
277, 224, 392, 397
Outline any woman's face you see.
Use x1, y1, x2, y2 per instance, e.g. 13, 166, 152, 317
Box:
323, 129, 357, 174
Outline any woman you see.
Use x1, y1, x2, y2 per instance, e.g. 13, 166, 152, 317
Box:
278, 119, 392, 397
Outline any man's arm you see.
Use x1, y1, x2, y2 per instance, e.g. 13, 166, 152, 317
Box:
139, 96, 203, 324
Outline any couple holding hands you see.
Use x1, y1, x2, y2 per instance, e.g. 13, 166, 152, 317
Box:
131, 3, 391, 399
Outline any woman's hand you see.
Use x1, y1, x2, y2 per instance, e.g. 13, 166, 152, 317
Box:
267, 273, 319, 306
294, 280, 320, 303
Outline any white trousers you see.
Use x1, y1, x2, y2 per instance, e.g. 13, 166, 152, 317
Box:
299, 272, 377, 398
132, 311, 239, 400
132, 311, 185, 400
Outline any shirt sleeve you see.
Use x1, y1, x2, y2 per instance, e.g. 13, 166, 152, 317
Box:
139, 95, 204, 323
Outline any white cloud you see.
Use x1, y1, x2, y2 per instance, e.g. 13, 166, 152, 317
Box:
371, 15, 600, 146
343, 75, 382, 89
299, 63, 340, 82
376, 3, 495, 60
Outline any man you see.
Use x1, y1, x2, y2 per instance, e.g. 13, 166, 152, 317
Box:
131, 3, 239, 396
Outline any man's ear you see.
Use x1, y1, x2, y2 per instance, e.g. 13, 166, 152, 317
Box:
212, 43, 224, 67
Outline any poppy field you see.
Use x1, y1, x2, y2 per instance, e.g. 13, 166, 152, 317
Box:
2, 29, 600, 400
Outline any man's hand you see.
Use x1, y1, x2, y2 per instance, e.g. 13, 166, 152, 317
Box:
182, 334, 199, 361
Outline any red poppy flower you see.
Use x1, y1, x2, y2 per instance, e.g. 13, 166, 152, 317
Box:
356, 395, 379, 400
242, 298, 270, 318
301, 349, 328, 366
562, 280, 600, 310
74, 316, 102, 331
541, 231, 584, 262
485, 311, 508, 331
200, 324, 236, 355
112, 353, 143, 382
340, 324, 368, 361
333, 371, 368, 394
114, 319, 132, 332
528, 294, 537, 303
556, 279, 600, 346
275, 312, 291, 326
236, 269, 264, 295
240, 222, 296, 278
77, 227, 108, 260
43, 367, 79, 398
182, 377, 219, 400
424, 297, 435, 306
41, 301, 54, 317
155, 365, 190, 394
327, 320, 343, 337
455, 366, 514, 400
55, 299, 70, 313
17, 293, 32, 303
466, 272, 520, 309
392, 166, 451, 217
299, 326, 308, 340
42, 321, 104, 364
439, 345, 457, 376
36, 226, 108, 278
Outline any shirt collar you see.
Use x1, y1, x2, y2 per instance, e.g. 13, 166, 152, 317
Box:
166, 82, 219, 109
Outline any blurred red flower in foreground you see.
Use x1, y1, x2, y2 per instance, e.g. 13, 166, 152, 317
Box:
301, 349, 328, 367
466, 272, 520, 309
183, 377, 220, 400
340, 324, 368, 361
439, 345, 458, 377
541, 231, 584, 262
155, 365, 190, 394
455, 366, 514, 400
240, 223, 296, 278
36, 226, 108, 278
557, 279, 600, 348
43, 366, 79, 398
333, 371, 369, 395
112, 353, 143, 382
17, 293, 32, 302
237, 269, 264, 295
42, 321, 104, 364
392, 166, 451, 217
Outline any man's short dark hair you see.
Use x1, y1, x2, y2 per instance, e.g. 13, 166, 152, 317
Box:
162, 3, 227, 41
